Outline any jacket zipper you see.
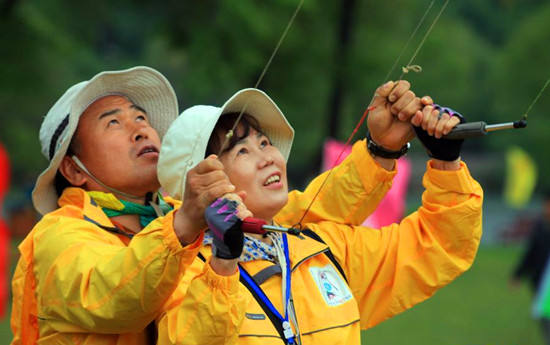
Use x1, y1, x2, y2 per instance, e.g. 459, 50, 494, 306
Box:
287, 247, 328, 345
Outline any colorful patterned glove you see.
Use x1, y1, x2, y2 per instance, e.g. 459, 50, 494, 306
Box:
205, 198, 244, 259
413, 104, 467, 162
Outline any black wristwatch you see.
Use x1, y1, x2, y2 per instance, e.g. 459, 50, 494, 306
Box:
366, 131, 410, 159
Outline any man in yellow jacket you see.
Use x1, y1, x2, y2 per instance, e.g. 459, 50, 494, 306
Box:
10, 67, 428, 344
156, 85, 483, 344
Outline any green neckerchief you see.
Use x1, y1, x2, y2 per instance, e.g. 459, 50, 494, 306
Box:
88, 191, 173, 228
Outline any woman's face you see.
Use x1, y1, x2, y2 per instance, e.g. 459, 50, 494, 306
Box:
218, 128, 288, 221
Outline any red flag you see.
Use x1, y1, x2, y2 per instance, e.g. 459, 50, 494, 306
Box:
0, 143, 11, 319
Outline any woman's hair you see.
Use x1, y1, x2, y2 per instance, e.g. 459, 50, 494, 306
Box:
206, 112, 266, 157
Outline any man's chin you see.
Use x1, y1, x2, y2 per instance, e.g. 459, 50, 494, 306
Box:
123, 174, 161, 197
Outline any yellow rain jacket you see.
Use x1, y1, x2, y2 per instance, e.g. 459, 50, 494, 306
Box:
12, 140, 394, 345
10, 188, 203, 345
157, 145, 483, 344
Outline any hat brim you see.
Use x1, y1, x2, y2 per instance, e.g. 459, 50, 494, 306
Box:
220, 89, 294, 161
33, 66, 179, 215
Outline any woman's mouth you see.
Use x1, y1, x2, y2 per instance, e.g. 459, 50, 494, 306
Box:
264, 173, 281, 186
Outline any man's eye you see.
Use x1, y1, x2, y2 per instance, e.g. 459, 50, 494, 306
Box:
136, 115, 147, 122
260, 139, 270, 148
108, 119, 119, 126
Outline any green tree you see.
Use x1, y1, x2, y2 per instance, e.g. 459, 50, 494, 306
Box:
488, 2, 550, 190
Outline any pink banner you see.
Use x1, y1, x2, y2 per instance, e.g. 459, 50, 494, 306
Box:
322, 139, 411, 228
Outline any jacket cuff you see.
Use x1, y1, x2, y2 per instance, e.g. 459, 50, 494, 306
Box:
350, 140, 396, 191
160, 210, 205, 255
203, 259, 240, 294
425, 160, 481, 194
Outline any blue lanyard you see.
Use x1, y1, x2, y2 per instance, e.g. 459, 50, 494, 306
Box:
239, 234, 295, 344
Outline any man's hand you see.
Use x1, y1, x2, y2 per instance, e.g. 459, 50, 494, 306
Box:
367, 80, 430, 150
173, 155, 236, 245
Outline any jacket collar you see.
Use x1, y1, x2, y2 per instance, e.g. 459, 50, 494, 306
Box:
286, 231, 328, 270
57, 187, 116, 228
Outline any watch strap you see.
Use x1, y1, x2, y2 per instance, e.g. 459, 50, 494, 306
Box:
366, 131, 410, 159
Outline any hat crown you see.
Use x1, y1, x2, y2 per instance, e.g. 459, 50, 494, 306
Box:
32, 66, 179, 215
39, 82, 87, 160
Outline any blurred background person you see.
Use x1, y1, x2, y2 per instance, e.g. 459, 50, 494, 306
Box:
511, 191, 550, 344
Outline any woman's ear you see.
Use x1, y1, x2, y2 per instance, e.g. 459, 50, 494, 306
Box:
59, 156, 87, 187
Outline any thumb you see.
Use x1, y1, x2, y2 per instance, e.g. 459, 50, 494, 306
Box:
371, 81, 395, 108
236, 190, 247, 202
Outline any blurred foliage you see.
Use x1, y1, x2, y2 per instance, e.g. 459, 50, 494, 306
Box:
1, 0, 550, 192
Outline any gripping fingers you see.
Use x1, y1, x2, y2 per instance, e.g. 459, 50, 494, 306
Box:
390, 90, 415, 116
220, 193, 252, 219
426, 109, 461, 138
194, 155, 225, 174
375, 81, 395, 99
202, 184, 237, 206
200, 169, 232, 188
388, 80, 411, 102
420, 105, 435, 131
420, 96, 433, 106
434, 112, 451, 138
442, 116, 461, 136
396, 94, 422, 120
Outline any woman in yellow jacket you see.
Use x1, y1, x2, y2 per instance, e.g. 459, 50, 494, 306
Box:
156, 84, 483, 344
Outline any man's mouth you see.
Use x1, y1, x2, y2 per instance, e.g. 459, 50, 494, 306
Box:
264, 173, 281, 186
138, 145, 159, 156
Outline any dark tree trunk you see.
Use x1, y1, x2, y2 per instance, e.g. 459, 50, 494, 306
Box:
328, 0, 356, 139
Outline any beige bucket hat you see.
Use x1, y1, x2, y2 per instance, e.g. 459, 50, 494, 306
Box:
158, 88, 294, 201
32, 66, 179, 215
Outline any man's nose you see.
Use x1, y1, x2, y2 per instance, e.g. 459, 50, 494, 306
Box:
132, 124, 150, 142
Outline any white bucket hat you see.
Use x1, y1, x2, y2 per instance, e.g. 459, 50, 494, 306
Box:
32, 66, 179, 215
158, 88, 294, 200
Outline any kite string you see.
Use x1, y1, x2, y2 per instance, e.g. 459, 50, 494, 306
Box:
294, 0, 451, 228
522, 75, 550, 120
217, 0, 305, 156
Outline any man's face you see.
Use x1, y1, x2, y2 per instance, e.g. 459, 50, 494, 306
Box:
73, 95, 161, 198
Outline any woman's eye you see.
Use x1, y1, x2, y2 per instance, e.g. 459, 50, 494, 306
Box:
136, 115, 146, 122
237, 147, 248, 155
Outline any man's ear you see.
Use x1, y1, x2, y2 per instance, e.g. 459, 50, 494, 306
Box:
59, 156, 87, 187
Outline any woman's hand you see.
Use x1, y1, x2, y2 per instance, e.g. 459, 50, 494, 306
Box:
367, 80, 426, 151
412, 104, 464, 170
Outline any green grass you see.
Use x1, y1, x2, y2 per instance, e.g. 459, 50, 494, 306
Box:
0, 245, 544, 344
362, 246, 545, 345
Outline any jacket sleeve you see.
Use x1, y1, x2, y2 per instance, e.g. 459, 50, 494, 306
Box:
34, 210, 203, 334
308, 160, 483, 329
275, 139, 396, 226
156, 256, 245, 345
10, 238, 39, 345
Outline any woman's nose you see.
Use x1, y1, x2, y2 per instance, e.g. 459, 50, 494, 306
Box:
258, 151, 274, 168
